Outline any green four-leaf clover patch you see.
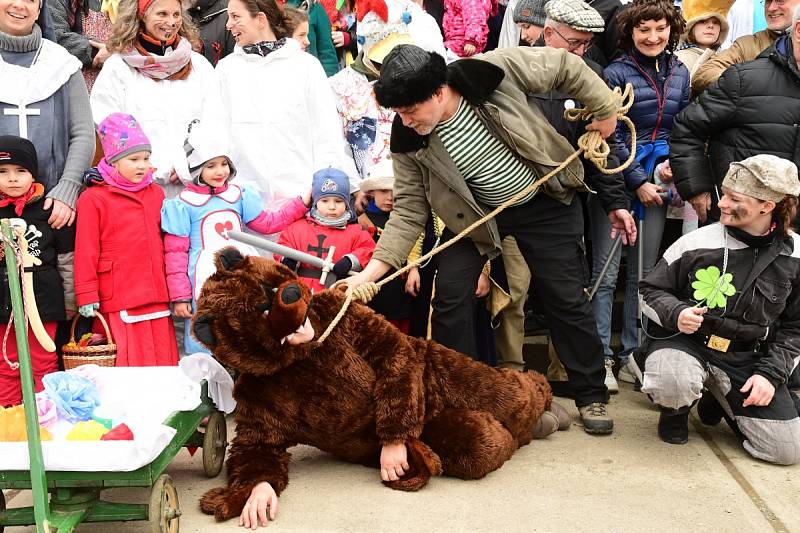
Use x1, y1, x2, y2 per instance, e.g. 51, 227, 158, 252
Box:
691, 266, 736, 309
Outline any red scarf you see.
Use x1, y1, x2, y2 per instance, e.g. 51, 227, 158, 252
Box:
0, 183, 44, 216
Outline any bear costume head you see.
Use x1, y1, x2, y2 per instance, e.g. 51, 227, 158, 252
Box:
192, 247, 317, 376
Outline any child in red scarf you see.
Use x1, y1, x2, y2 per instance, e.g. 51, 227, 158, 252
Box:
0, 136, 75, 407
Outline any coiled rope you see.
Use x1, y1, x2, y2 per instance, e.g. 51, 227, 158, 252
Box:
316, 84, 637, 344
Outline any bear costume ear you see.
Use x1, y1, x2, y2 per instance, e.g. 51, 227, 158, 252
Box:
215, 247, 246, 272
192, 313, 218, 347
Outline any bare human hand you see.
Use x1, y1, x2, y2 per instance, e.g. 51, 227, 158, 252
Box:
475, 272, 490, 298
405, 267, 421, 296
43, 198, 76, 229
636, 182, 665, 207
677, 306, 706, 334
659, 159, 673, 182
586, 113, 618, 139
689, 192, 711, 224
239, 482, 278, 529
380, 442, 409, 482
331, 31, 345, 47
741, 374, 776, 407
608, 209, 637, 245
173, 302, 192, 318
463, 43, 477, 56
90, 40, 111, 68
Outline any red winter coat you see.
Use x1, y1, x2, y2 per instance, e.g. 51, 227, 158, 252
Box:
75, 184, 169, 312
276, 217, 375, 292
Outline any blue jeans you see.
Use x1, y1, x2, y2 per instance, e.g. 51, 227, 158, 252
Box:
588, 195, 666, 362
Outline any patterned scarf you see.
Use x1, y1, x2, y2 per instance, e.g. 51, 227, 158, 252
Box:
242, 38, 287, 57
0, 183, 44, 216
121, 33, 193, 81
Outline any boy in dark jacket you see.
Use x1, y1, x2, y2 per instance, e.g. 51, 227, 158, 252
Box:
0, 136, 75, 407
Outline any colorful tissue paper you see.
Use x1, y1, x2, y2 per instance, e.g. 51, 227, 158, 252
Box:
66, 420, 110, 441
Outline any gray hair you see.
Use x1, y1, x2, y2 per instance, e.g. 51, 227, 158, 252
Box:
794, 3, 800, 25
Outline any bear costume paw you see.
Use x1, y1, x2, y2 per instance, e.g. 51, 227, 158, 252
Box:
200, 486, 252, 521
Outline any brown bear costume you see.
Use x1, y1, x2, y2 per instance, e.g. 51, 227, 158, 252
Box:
194, 248, 563, 522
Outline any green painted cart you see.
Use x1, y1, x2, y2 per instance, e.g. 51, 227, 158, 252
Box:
0, 221, 229, 533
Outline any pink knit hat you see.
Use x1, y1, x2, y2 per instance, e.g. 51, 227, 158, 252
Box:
97, 113, 152, 164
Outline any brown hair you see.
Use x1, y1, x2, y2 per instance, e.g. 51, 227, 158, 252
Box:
106, 0, 199, 53
615, 0, 685, 54
284, 6, 309, 33
773, 196, 798, 235
236, 0, 293, 39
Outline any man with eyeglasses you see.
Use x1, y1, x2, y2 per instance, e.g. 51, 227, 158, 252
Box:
490, 0, 630, 398
692, 0, 800, 94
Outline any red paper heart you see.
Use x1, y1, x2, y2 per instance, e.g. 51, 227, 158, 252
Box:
214, 221, 234, 239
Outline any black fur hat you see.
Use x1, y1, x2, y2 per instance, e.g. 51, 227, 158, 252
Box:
374, 45, 447, 109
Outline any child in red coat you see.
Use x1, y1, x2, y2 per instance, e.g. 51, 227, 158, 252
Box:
277, 168, 374, 292
74, 113, 178, 366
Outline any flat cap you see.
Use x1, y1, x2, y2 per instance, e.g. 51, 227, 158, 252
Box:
722, 154, 800, 203
545, 0, 605, 33
513, 0, 548, 26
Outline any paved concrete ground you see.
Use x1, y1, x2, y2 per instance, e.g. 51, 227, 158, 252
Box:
4, 383, 800, 533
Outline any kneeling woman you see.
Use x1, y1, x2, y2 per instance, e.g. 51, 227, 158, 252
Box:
637, 154, 800, 465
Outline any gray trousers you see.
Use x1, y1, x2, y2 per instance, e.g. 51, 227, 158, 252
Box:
641, 348, 800, 465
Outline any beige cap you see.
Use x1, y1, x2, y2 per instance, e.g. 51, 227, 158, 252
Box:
359, 156, 395, 193
722, 155, 800, 203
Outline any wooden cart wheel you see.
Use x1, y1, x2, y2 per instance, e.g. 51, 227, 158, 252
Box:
1, 489, 6, 533
149, 474, 180, 533
202, 411, 227, 478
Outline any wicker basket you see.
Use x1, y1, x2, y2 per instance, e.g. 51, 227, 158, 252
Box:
62, 312, 117, 370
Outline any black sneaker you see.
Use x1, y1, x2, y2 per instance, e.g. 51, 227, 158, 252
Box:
697, 393, 724, 426
658, 410, 689, 444
578, 402, 613, 434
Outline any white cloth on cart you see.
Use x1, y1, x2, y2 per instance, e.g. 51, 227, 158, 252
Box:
179, 353, 236, 414
0, 366, 206, 472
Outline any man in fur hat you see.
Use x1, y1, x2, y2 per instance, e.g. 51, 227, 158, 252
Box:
344, 44, 636, 434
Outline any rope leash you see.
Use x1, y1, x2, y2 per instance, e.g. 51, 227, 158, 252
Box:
1, 229, 29, 371
316, 84, 638, 344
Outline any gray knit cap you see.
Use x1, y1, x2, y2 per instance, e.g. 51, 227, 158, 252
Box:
513, 0, 548, 26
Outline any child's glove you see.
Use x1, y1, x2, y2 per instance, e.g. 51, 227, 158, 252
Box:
82, 168, 104, 188
78, 303, 99, 317
332, 257, 352, 279
281, 257, 298, 271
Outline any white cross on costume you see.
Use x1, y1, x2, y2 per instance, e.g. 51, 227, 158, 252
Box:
4, 101, 40, 139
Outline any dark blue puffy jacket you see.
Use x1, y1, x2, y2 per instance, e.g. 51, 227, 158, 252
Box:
603, 49, 690, 189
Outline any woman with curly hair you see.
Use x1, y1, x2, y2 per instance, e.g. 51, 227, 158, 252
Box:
89, 0, 222, 198
590, 0, 690, 392
636, 154, 800, 463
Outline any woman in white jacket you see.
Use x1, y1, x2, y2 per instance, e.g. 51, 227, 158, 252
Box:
90, 0, 222, 198
218, 0, 348, 210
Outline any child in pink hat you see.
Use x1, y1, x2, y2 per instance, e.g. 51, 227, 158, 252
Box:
74, 113, 179, 367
